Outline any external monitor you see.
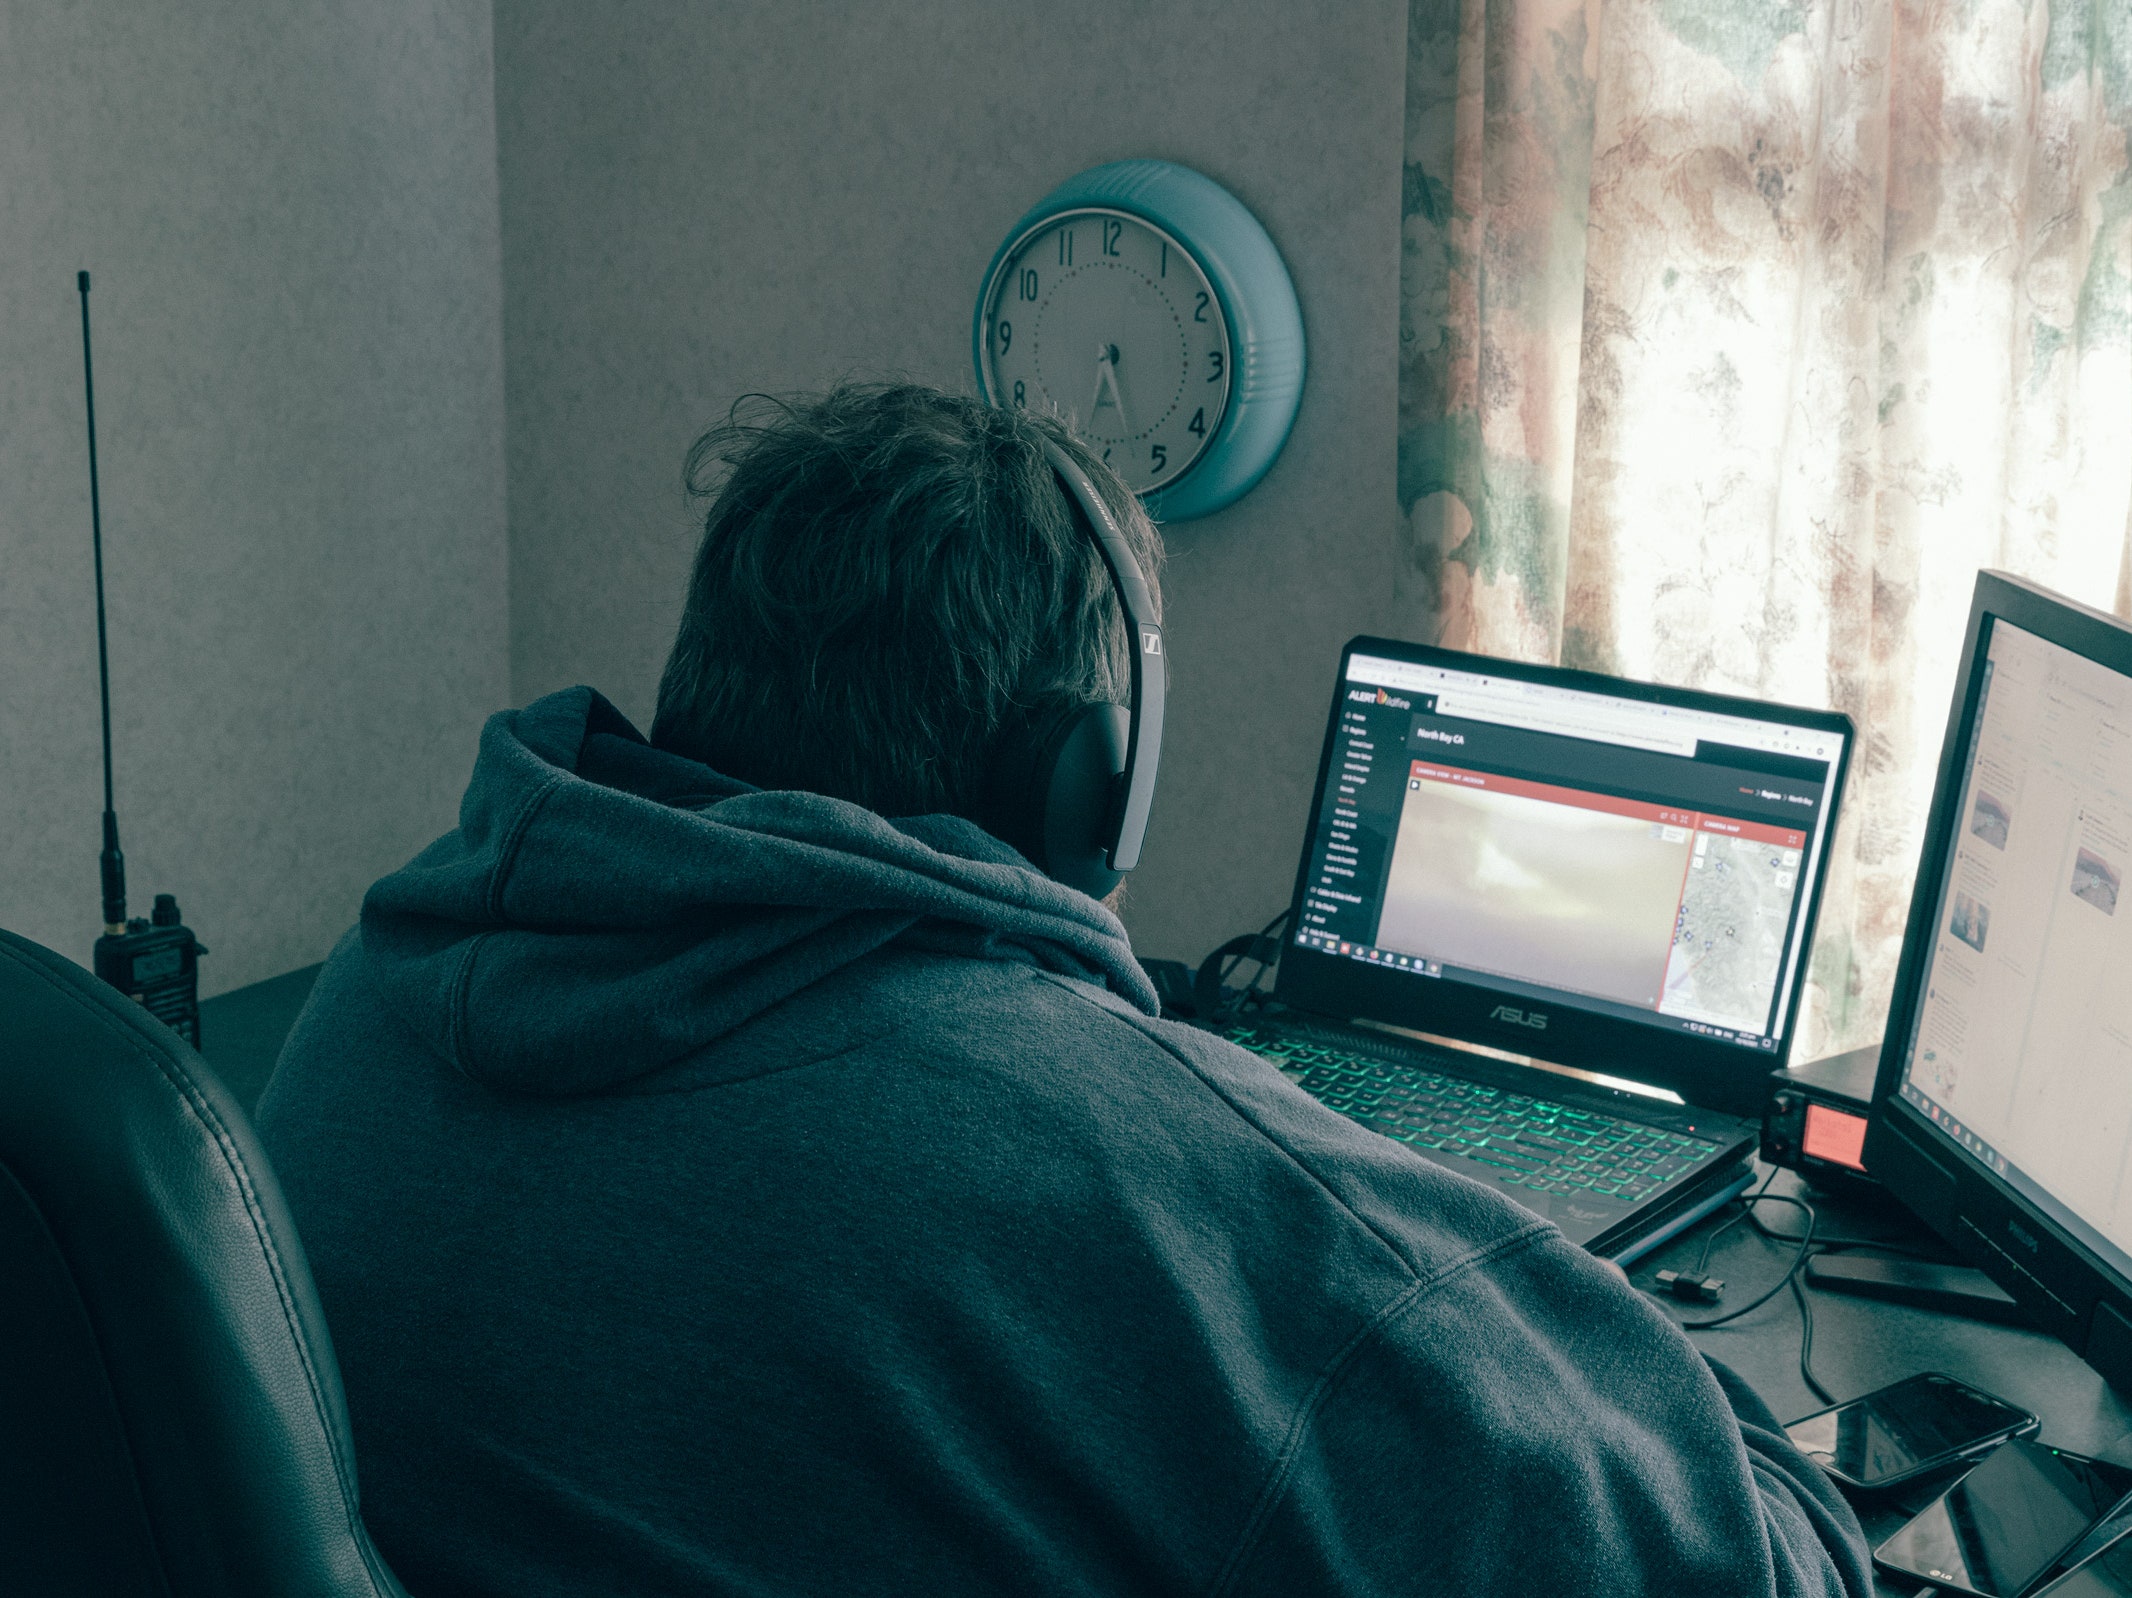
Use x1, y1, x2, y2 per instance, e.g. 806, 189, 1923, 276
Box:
1868, 572, 2132, 1394
1275, 638, 1853, 1116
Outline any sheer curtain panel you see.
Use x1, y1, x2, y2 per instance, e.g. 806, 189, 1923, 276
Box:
1398, 0, 2132, 1050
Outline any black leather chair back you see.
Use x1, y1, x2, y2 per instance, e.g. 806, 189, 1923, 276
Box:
0, 929, 407, 1597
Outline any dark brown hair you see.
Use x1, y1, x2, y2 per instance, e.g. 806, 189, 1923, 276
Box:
651, 384, 1162, 818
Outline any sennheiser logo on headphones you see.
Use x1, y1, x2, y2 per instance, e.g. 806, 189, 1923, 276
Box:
1144, 634, 1162, 655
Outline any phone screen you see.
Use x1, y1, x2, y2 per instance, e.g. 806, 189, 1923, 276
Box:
1874, 1439, 2132, 1598
1786, 1373, 2031, 1487
2035, 1526, 2132, 1596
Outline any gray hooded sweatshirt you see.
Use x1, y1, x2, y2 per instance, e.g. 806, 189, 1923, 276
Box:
257, 687, 1871, 1598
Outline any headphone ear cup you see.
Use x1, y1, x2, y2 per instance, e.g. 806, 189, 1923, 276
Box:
1035, 704, 1128, 900
982, 703, 1127, 900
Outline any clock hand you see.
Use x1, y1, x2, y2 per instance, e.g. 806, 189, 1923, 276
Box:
1089, 344, 1131, 437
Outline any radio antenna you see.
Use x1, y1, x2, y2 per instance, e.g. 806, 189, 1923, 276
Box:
78, 269, 127, 936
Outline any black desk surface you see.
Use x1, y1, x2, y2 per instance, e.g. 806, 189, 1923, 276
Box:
1639, 1164, 2132, 1594
195, 967, 2132, 1590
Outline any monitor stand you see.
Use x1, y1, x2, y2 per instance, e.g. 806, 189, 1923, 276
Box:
1805, 1252, 2029, 1327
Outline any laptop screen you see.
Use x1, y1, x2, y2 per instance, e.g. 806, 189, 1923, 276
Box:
1279, 641, 1850, 1093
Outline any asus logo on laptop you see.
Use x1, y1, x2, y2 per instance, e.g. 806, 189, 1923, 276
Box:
1490, 1006, 1548, 1030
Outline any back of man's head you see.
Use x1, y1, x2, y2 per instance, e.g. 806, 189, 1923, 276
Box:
651, 384, 1163, 824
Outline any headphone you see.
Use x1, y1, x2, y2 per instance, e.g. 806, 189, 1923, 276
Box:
981, 441, 1167, 900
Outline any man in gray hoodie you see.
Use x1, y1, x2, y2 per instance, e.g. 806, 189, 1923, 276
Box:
258, 385, 1871, 1596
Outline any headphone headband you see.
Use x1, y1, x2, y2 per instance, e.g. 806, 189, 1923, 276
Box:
1039, 442, 1166, 873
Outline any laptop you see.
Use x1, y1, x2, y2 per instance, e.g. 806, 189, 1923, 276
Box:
1217, 636, 1853, 1261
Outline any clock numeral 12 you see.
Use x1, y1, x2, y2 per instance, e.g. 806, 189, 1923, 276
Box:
1103, 219, 1122, 256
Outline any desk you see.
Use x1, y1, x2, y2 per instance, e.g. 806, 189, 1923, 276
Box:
1638, 1164, 2132, 1594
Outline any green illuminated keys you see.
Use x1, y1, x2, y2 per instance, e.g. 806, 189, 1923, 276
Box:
1227, 1026, 1719, 1196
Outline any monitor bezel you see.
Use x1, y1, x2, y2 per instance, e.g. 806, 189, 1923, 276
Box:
1866, 572, 2132, 1396
1274, 635, 1854, 1119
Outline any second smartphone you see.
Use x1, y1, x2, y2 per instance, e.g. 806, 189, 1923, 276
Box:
1784, 1372, 2037, 1491
1874, 1438, 2132, 1598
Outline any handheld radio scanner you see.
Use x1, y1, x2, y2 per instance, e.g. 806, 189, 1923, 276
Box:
78, 270, 206, 1046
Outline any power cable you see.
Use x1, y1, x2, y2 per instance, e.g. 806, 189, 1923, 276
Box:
1744, 1203, 1951, 1262
1677, 1191, 1819, 1331
1193, 909, 1291, 1022
1791, 1269, 1834, 1405
1660, 1178, 1841, 1403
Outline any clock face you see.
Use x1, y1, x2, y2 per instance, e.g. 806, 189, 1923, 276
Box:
979, 208, 1231, 495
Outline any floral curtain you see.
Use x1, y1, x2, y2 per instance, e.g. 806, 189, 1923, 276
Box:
1399, 0, 2132, 1054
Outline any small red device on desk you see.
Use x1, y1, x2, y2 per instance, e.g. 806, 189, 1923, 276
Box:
1762, 1043, 1879, 1191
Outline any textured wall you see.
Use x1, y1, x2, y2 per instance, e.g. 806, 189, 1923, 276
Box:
496, 0, 1408, 964
0, 1, 508, 994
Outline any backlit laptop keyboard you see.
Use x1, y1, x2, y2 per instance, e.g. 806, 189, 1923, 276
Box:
1222, 1024, 1719, 1201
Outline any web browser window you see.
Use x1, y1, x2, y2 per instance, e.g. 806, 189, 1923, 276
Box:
1900, 621, 2132, 1275
1295, 654, 1844, 1052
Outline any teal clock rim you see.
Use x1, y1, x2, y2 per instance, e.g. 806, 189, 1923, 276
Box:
972, 160, 1305, 522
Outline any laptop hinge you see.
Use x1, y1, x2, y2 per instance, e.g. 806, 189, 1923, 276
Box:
1350, 1017, 1687, 1105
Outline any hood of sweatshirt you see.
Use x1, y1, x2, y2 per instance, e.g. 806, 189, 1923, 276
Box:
356, 688, 1157, 1096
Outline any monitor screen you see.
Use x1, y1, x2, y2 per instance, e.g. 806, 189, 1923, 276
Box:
1868, 572, 2132, 1392
1895, 616, 2132, 1284
1289, 648, 1847, 1055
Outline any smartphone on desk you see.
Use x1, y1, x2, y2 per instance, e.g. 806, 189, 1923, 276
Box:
1784, 1372, 2038, 1491
1873, 1437, 2132, 1597
2034, 1523, 2132, 1596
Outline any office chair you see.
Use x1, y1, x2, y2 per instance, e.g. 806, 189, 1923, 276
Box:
0, 928, 408, 1597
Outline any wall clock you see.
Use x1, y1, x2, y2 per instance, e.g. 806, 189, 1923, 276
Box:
972, 159, 1304, 522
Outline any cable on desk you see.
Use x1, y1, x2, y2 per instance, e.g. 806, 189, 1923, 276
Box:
1790, 1269, 1835, 1405
1193, 909, 1291, 1022
1743, 1204, 1948, 1262
1695, 1175, 1948, 1405
1678, 1192, 1819, 1331
1689, 1167, 1779, 1276
1665, 1184, 1842, 1403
